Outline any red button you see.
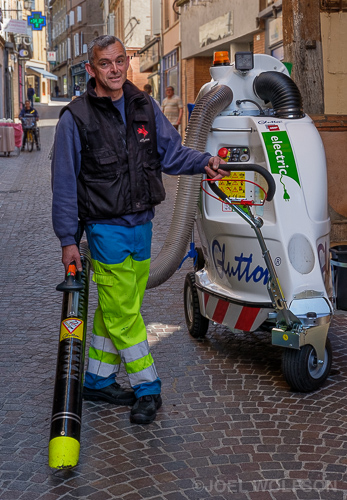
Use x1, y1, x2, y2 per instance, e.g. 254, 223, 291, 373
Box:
218, 147, 229, 158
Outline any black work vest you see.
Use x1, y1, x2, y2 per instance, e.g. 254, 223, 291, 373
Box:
61, 79, 165, 220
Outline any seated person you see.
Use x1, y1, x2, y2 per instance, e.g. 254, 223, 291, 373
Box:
19, 100, 40, 151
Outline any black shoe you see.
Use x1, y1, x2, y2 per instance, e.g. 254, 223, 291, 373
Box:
82, 382, 136, 406
36, 145, 40, 151
130, 394, 162, 424
21, 146, 25, 151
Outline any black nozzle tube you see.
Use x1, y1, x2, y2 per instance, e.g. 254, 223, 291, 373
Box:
209, 163, 276, 202
253, 71, 304, 119
49, 242, 91, 469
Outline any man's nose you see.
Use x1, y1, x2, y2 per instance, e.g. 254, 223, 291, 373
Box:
110, 62, 120, 73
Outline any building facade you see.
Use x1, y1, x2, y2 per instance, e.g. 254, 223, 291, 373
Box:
178, 0, 262, 132
0, 0, 55, 118
25, 0, 56, 105
108, 0, 151, 90
51, 0, 94, 97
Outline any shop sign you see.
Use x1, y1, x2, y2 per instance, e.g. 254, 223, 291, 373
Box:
47, 51, 56, 62
269, 17, 283, 46
19, 48, 30, 59
28, 11, 46, 31
3, 18, 28, 34
199, 12, 233, 48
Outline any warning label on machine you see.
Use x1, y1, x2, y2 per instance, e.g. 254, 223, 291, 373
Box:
218, 172, 246, 197
60, 318, 84, 341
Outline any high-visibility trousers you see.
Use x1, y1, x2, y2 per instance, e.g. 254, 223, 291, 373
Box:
83, 222, 161, 398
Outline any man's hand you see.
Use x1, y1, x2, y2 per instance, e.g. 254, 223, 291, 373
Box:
62, 245, 82, 273
204, 156, 229, 181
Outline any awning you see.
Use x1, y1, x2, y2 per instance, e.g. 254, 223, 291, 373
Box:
27, 66, 58, 81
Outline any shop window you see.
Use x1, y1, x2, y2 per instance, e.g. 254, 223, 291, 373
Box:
271, 45, 284, 61
163, 50, 179, 96
74, 33, 80, 57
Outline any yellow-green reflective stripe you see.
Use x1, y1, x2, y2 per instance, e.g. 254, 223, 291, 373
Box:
128, 364, 158, 386
124, 353, 154, 374
90, 333, 118, 355
87, 357, 120, 378
89, 347, 120, 366
119, 340, 150, 363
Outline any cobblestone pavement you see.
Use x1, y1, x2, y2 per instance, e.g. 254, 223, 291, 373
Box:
1, 105, 347, 500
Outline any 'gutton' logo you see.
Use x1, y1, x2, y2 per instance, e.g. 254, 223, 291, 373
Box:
212, 239, 269, 285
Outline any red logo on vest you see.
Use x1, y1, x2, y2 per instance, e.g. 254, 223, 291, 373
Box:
137, 125, 148, 137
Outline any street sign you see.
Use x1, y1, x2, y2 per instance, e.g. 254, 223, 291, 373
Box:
28, 11, 46, 31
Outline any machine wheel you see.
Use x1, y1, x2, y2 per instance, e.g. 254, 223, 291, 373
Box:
282, 338, 332, 392
194, 247, 205, 271
27, 131, 34, 152
184, 272, 209, 338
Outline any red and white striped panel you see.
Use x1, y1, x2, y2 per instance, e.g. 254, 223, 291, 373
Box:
201, 291, 271, 332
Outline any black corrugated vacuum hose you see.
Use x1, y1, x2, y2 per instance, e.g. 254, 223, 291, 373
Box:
253, 71, 304, 119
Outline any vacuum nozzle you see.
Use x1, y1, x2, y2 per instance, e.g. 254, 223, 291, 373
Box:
56, 261, 84, 292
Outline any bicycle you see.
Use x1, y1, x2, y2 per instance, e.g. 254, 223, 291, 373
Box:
21, 115, 40, 152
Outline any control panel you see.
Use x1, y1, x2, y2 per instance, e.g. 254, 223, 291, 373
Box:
218, 146, 250, 162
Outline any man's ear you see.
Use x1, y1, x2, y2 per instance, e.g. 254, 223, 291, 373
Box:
85, 62, 95, 78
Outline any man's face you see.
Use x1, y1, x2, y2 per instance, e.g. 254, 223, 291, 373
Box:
25, 101, 31, 110
86, 42, 130, 99
166, 87, 174, 98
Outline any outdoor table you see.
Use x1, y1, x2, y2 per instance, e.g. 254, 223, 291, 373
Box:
0, 125, 15, 155
0, 122, 23, 156
0, 122, 23, 148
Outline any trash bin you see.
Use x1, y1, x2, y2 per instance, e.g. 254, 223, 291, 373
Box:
330, 245, 347, 310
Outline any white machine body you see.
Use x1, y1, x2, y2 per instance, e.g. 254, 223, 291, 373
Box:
195, 55, 332, 333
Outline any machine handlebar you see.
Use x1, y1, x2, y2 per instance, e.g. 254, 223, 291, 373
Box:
210, 163, 276, 202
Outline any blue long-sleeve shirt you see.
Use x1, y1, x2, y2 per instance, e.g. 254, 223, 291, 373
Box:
51, 96, 211, 247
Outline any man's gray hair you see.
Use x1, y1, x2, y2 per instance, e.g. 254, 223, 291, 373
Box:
87, 35, 126, 66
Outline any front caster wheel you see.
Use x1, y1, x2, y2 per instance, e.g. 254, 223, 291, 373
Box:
184, 272, 209, 339
282, 338, 332, 392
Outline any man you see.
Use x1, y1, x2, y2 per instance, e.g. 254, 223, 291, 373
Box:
143, 83, 160, 107
19, 100, 40, 151
161, 86, 183, 131
51, 35, 227, 425
74, 83, 81, 96
54, 84, 60, 98
27, 84, 35, 107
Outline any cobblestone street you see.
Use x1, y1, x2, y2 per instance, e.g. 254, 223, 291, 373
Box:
1, 104, 347, 499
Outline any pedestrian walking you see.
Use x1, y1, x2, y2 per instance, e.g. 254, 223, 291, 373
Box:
54, 85, 59, 97
51, 35, 227, 425
74, 83, 81, 96
143, 83, 160, 107
161, 86, 183, 131
27, 84, 35, 107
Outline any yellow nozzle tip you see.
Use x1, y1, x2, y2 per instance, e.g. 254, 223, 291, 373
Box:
48, 436, 80, 469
